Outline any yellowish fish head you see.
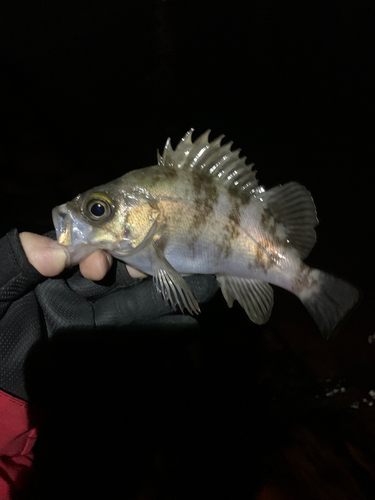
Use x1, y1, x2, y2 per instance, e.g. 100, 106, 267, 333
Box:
52, 181, 160, 266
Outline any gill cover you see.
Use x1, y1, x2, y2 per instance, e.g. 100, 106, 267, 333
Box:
119, 200, 160, 255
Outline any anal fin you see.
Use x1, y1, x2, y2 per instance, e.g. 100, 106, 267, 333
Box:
217, 275, 274, 325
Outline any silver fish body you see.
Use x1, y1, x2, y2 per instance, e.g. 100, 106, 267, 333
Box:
53, 129, 359, 337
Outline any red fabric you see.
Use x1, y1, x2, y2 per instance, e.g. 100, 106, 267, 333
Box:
0, 389, 37, 499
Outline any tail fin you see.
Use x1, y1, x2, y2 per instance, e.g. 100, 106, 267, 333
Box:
298, 270, 360, 339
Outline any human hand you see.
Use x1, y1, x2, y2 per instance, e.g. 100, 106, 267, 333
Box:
17, 231, 218, 336
19, 232, 148, 280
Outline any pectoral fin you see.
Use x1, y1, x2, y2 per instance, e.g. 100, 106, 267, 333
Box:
217, 275, 274, 325
151, 240, 200, 315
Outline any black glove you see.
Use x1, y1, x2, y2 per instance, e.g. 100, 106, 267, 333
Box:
0, 229, 219, 401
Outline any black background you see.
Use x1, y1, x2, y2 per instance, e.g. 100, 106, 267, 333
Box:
1, 0, 373, 290
1, 1, 375, 499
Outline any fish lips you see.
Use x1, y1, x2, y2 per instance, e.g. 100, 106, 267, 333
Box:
52, 203, 72, 246
52, 203, 98, 266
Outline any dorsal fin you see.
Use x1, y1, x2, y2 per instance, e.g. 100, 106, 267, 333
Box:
157, 129, 263, 196
261, 182, 319, 259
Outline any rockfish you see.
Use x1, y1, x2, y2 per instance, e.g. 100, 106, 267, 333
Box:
52, 129, 359, 337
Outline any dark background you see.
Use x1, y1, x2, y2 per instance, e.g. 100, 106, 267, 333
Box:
0, 0, 373, 289
1, 1, 375, 499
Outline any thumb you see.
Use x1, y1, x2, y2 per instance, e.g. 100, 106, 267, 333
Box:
19, 232, 69, 277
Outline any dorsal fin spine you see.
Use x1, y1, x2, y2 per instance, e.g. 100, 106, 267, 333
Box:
160, 129, 260, 194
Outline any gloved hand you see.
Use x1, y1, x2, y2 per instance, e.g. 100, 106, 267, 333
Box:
19, 230, 218, 333
0, 230, 219, 401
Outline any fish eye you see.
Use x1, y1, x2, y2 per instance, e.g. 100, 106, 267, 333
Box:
86, 198, 111, 220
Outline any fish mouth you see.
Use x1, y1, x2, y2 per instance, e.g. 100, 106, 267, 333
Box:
52, 204, 72, 246
52, 203, 99, 266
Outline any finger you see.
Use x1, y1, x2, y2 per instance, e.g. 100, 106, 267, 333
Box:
126, 264, 149, 279
79, 250, 113, 281
19, 232, 68, 277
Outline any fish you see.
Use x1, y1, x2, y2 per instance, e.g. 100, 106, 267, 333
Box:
52, 129, 359, 338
